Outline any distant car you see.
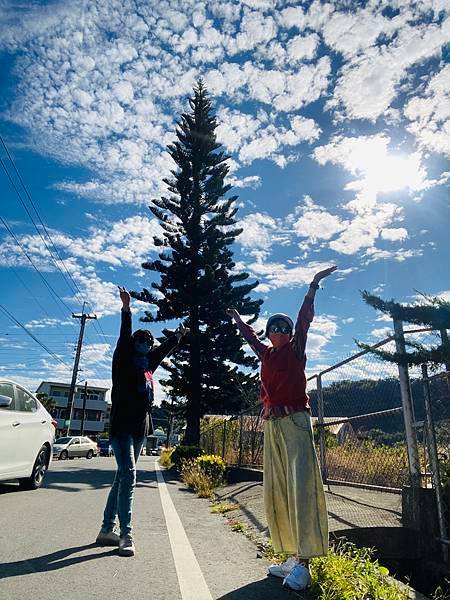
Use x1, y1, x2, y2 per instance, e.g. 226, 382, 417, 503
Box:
0, 379, 56, 490
98, 439, 114, 457
53, 436, 98, 460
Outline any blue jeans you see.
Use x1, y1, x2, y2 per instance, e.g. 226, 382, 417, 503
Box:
101, 432, 145, 536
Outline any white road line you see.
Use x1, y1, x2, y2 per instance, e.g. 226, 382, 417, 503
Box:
155, 461, 213, 600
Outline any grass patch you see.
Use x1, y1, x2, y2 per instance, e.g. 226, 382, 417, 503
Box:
256, 539, 412, 599
310, 541, 409, 600
211, 500, 239, 514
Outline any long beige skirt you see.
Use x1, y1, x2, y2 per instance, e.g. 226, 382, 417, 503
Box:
264, 410, 329, 558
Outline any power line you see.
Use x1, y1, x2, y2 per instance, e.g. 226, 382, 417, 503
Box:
0, 304, 70, 367
0, 214, 75, 316
0, 136, 110, 349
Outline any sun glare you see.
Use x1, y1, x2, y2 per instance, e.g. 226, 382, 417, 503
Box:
346, 138, 427, 196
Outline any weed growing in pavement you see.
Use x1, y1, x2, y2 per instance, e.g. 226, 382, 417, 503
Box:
210, 500, 239, 514
180, 454, 226, 498
159, 448, 174, 468
181, 459, 214, 498
238, 536, 412, 599
228, 519, 247, 533
259, 539, 290, 564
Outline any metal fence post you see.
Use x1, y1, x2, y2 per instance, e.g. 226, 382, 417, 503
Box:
422, 364, 449, 562
394, 318, 421, 490
221, 419, 227, 460
316, 374, 328, 485
238, 413, 244, 467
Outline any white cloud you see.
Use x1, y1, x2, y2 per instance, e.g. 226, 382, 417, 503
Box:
380, 228, 408, 242
241, 259, 337, 292
328, 17, 450, 121
286, 34, 320, 62
322, 8, 408, 59
308, 314, 339, 359
290, 196, 347, 243
363, 247, 422, 264
235, 212, 285, 259
25, 318, 72, 329
0, 215, 163, 317
404, 64, 450, 157
370, 327, 393, 339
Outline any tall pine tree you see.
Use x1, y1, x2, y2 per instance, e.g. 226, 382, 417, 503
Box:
357, 291, 450, 369
132, 81, 262, 445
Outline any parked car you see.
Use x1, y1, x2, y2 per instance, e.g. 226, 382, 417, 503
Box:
98, 438, 114, 457
53, 436, 99, 460
0, 379, 56, 490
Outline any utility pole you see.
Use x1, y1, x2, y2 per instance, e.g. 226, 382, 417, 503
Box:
80, 381, 88, 436
66, 305, 97, 436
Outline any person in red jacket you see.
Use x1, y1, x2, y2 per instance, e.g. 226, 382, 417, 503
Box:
226, 265, 336, 592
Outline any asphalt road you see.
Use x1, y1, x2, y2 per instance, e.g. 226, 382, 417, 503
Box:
0, 456, 290, 600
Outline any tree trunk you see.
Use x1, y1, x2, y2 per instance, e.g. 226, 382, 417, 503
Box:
183, 304, 202, 445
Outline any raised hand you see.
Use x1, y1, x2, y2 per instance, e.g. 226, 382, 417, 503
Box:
226, 308, 240, 320
118, 286, 131, 309
312, 266, 337, 283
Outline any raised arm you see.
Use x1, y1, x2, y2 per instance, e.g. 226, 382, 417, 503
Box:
226, 308, 269, 360
293, 266, 337, 358
116, 286, 132, 351
149, 324, 189, 372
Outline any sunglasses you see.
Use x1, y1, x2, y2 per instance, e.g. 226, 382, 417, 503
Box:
268, 325, 292, 334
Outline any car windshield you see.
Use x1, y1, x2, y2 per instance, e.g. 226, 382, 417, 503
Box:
99, 440, 110, 445
55, 437, 72, 444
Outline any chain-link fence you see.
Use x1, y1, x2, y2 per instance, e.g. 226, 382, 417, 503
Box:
199, 325, 449, 535
200, 402, 264, 467
420, 366, 450, 562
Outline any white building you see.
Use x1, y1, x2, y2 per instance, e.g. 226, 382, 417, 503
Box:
36, 381, 109, 435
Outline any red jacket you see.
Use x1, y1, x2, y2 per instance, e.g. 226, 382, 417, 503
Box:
236, 295, 314, 417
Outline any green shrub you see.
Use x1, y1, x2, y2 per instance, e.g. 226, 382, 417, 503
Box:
171, 445, 204, 471
195, 454, 226, 485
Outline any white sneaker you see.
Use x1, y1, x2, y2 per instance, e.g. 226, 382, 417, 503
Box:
118, 534, 135, 557
95, 529, 120, 546
283, 562, 312, 591
268, 556, 298, 578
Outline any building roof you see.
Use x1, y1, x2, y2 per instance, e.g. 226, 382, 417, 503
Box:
36, 381, 109, 392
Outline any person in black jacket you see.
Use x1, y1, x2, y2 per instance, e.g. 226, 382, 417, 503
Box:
96, 286, 188, 556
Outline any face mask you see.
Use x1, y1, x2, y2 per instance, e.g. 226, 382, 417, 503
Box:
269, 333, 291, 349
134, 340, 151, 355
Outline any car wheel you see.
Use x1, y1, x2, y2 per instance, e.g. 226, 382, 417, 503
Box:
59, 450, 68, 460
18, 446, 49, 490
86, 449, 94, 459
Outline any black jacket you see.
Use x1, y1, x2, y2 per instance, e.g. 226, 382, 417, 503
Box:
109, 309, 179, 438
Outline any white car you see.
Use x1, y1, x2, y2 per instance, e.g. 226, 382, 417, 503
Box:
0, 379, 56, 490
53, 436, 98, 460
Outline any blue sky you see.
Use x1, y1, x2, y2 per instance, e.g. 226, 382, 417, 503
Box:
0, 0, 449, 400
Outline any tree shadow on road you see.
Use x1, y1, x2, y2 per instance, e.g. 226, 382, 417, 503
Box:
42, 465, 160, 493
0, 461, 179, 495
0, 543, 118, 579
216, 576, 316, 599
